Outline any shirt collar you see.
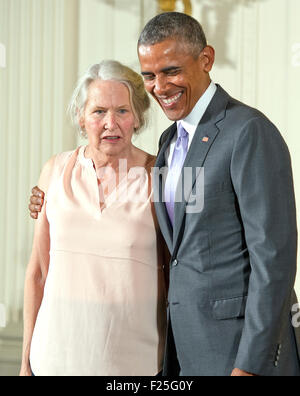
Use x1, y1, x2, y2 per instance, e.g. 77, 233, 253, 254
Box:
177, 81, 217, 136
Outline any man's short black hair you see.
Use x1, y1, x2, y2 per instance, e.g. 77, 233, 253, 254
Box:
138, 12, 207, 58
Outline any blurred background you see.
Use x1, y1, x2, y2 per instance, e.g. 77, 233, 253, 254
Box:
0, 0, 300, 375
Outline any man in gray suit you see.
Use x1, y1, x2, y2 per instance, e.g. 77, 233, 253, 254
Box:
30, 12, 300, 376
137, 12, 300, 376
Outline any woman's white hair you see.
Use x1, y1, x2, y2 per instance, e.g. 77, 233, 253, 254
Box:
68, 60, 150, 138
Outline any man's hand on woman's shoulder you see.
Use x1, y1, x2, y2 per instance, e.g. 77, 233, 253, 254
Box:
29, 186, 44, 219
28, 155, 56, 219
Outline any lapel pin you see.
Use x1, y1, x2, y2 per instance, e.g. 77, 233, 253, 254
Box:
202, 137, 209, 142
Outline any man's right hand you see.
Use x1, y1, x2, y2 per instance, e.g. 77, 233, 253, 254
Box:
29, 186, 45, 219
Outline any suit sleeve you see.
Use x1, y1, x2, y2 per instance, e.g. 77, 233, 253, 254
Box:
230, 116, 298, 375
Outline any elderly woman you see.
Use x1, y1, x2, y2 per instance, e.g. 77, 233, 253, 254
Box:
20, 61, 167, 376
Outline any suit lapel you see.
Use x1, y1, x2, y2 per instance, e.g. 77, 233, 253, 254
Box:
172, 122, 221, 246
154, 85, 230, 255
172, 85, 229, 252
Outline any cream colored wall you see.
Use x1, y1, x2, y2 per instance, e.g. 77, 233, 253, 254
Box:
0, 0, 299, 375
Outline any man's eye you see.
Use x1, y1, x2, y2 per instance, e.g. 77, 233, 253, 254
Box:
143, 75, 155, 81
118, 109, 128, 114
166, 69, 180, 76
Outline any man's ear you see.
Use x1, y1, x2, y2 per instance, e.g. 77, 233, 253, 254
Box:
200, 46, 215, 73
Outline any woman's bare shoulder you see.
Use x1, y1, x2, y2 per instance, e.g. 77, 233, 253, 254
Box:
38, 155, 57, 194
38, 149, 76, 194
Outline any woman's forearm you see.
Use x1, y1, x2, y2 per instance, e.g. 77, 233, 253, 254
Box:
21, 161, 52, 375
21, 270, 45, 370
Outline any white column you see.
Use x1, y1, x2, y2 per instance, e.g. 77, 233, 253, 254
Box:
0, 0, 79, 375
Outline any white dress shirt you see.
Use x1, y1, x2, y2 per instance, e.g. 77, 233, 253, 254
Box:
165, 81, 217, 167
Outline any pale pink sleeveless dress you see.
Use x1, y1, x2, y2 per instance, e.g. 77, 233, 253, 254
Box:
30, 146, 167, 376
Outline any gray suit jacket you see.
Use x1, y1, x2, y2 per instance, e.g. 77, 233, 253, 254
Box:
154, 85, 300, 376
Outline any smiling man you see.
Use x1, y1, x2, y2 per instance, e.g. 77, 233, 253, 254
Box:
139, 38, 213, 121
137, 12, 300, 376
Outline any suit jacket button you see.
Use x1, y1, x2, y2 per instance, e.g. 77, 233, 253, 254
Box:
172, 259, 178, 267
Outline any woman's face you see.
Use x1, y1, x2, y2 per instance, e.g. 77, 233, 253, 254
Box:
80, 79, 138, 157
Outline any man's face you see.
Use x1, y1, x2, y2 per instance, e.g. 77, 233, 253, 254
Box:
138, 39, 213, 121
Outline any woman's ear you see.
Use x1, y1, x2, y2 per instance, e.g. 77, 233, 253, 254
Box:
78, 110, 85, 131
134, 119, 140, 131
